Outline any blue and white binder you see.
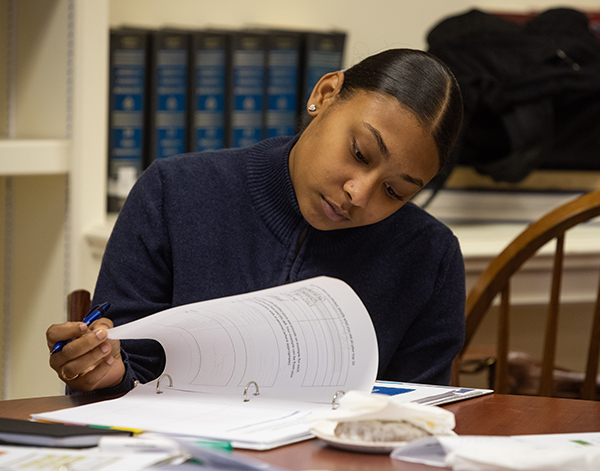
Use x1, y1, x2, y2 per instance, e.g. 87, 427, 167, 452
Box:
189, 30, 230, 152
264, 30, 301, 138
228, 31, 266, 148
107, 29, 149, 212
300, 31, 346, 105
147, 30, 190, 165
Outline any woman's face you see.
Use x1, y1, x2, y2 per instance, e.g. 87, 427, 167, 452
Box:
289, 82, 440, 231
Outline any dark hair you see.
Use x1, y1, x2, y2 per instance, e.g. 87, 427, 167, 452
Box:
338, 48, 463, 170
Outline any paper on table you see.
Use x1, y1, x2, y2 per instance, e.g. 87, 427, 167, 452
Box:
0, 444, 172, 471
107, 276, 378, 403
33, 277, 379, 450
391, 433, 600, 470
372, 381, 492, 406
33, 381, 329, 449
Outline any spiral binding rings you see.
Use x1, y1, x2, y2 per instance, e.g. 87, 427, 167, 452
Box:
156, 374, 173, 394
153, 376, 344, 407
332, 390, 345, 409
243, 381, 260, 402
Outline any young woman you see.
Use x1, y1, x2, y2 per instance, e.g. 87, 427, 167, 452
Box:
47, 48, 465, 394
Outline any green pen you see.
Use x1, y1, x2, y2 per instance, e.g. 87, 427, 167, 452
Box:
194, 439, 233, 451
188, 440, 233, 466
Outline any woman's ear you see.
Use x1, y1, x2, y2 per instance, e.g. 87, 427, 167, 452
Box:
306, 70, 345, 113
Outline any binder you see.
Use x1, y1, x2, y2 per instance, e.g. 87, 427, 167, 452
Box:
263, 30, 301, 138
299, 30, 346, 115
372, 380, 492, 406
227, 31, 266, 148
0, 417, 132, 448
188, 30, 231, 152
33, 277, 379, 450
146, 29, 190, 167
32, 277, 491, 450
107, 29, 149, 213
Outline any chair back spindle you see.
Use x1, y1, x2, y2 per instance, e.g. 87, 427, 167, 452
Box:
67, 289, 91, 323
455, 190, 600, 400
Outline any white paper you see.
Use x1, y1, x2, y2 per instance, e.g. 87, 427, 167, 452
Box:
108, 276, 378, 402
391, 433, 600, 471
0, 444, 172, 471
34, 382, 329, 449
372, 381, 492, 406
34, 277, 379, 450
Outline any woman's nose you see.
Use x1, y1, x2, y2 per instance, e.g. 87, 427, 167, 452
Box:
344, 177, 377, 208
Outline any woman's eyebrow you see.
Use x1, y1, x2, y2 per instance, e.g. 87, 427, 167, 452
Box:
362, 121, 423, 188
362, 122, 389, 158
401, 173, 424, 188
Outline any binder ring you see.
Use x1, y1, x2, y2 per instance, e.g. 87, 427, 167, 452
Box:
332, 390, 345, 410
156, 374, 173, 394
243, 381, 260, 402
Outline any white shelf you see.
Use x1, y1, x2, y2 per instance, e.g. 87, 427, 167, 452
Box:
424, 190, 600, 304
85, 213, 118, 260
0, 139, 70, 175
416, 189, 590, 224
0, 0, 109, 401
451, 222, 600, 260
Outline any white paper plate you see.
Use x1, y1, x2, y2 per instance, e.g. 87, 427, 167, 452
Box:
309, 421, 408, 454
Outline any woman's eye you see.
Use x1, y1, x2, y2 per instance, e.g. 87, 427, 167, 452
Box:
385, 183, 403, 201
353, 143, 368, 164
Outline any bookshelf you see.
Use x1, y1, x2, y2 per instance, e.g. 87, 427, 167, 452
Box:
0, 140, 70, 175
0, 0, 108, 399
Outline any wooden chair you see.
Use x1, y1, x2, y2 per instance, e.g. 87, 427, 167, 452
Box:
451, 190, 600, 400
67, 289, 91, 323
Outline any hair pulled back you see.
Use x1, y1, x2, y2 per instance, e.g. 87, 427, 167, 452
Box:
339, 49, 463, 170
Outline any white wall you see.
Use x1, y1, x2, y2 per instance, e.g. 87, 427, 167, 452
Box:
110, 0, 600, 67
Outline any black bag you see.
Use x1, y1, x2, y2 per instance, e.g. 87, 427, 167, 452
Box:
427, 8, 600, 184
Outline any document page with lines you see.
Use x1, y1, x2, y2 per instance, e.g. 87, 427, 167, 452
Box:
33, 277, 379, 449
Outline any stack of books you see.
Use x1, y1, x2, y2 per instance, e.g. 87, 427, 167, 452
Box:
107, 27, 346, 212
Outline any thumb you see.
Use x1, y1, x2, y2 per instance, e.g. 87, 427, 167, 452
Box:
91, 317, 114, 331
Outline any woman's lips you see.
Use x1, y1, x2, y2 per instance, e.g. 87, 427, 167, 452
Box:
321, 197, 350, 222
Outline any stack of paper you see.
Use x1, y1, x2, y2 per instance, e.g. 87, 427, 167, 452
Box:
392, 433, 600, 470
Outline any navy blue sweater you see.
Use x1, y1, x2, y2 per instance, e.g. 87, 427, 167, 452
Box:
91, 136, 465, 395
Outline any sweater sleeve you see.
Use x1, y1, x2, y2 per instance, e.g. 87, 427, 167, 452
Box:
83, 162, 174, 395
381, 236, 466, 385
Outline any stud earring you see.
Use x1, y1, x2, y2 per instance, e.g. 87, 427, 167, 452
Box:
308, 104, 317, 112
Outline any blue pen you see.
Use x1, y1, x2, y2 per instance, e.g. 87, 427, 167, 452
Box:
50, 302, 111, 354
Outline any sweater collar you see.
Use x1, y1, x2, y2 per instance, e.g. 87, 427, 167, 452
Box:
247, 135, 305, 244
246, 135, 371, 252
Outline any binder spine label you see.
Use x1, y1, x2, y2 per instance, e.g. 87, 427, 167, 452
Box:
154, 48, 188, 159
231, 48, 265, 148
193, 49, 226, 151
267, 49, 299, 138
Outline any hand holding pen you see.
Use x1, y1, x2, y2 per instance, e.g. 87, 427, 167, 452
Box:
47, 301, 125, 390
50, 302, 111, 354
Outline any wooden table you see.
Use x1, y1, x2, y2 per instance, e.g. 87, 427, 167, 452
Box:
2, 393, 600, 470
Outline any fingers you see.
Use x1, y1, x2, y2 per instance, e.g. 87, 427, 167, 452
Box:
91, 317, 114, 330
59, 340, 116, 389
49, 324, 125, 391
67, 337, 125, 391
60, 351, 124, 391
46, 322, 87, 351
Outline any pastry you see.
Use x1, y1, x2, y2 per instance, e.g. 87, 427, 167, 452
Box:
334, 420, 430, 443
